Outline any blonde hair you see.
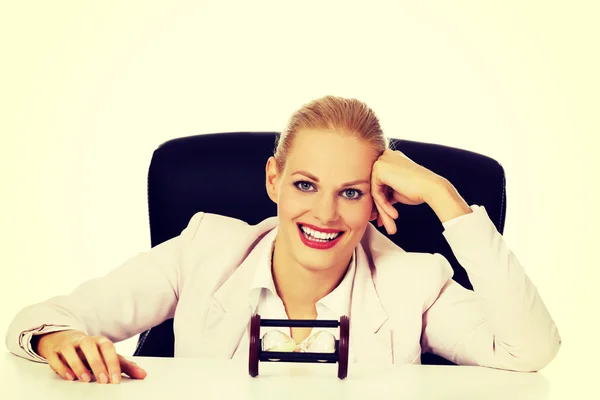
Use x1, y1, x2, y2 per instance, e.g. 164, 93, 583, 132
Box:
274, 95, 389, 172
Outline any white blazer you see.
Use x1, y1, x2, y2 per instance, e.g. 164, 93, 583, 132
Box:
5, 205, 561, 372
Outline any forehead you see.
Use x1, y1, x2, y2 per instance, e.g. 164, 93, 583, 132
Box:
285, 129, 378, 181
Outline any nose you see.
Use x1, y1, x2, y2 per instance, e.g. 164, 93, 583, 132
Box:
312, 193, 338, 225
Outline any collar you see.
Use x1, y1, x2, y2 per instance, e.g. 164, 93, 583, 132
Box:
315, 249, 355, 317
248, 228, 278, 310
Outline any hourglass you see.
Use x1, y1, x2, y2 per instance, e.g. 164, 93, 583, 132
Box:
248, 313, 350, 379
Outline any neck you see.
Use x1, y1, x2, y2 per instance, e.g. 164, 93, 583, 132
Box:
271, 238, 351, 319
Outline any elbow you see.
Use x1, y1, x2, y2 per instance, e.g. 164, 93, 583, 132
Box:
501, 333, 562, 373
527, 336, 562, 372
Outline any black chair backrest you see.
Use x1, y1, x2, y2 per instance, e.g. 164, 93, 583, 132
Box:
134, 132, 507, 365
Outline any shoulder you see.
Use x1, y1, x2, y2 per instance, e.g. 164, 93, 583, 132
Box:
178, 211, 277, 265
361, 224, 453, 310
173, 211, 277, 286
181, 212, 277, 243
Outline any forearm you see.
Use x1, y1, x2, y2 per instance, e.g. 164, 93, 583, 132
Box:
425, 178, 473, 224
440, 206, 561, 370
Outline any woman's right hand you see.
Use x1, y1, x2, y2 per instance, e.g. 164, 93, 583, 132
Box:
35, 330, 147, 384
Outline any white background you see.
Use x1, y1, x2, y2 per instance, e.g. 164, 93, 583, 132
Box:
1, 0, 598, 392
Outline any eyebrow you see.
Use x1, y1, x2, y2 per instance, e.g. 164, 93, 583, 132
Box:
291, 171, 370, 187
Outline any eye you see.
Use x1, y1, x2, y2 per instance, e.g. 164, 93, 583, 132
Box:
342, 189, 363, 200
294, 181, 315, 192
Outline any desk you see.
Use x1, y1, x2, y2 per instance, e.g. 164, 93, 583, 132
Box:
0, 352, 556, 399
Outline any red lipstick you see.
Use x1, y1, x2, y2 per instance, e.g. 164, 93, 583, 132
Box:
299, 223, 343, 234
297, 224, 344, 250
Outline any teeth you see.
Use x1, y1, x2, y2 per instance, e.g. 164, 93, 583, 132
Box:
300, 225, 341, 241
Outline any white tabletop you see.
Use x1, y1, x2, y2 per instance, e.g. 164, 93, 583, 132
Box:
0, 352, 571, 399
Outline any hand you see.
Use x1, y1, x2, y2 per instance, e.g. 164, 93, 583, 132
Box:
370, 148, 445, 235
36, 329, 147, 384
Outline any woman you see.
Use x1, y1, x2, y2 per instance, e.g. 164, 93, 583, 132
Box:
5, 96, 561, 384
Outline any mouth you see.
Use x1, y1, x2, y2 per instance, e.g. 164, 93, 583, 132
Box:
297, 223, 345, 250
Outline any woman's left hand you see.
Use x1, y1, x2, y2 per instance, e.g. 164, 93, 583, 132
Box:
370, 149, 447, 235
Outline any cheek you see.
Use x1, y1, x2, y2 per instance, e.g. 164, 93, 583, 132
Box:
277, 187, 310, 218
341, 199, 373, 230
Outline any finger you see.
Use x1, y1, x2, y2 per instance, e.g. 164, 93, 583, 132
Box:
60, 344, 92, 382
46, 351, 76, 381
373, 196, 397, 235
372, 185, 399, 219
377, 210, 387, 229
94, 336, 122, 384
377, 208, 395, 235
381, 209, 397, 235
384, 188, 400, 219
78, 336, 110, 384
118, 355, 148, 380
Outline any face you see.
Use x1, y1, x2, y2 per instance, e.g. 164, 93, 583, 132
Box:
266, 129, 379, 273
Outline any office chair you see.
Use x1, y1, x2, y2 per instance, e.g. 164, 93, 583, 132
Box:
133, 131, 507, 366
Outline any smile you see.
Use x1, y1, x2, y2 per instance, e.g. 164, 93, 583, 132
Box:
297, 223, 345, 250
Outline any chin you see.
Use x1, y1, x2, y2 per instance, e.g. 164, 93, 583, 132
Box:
296, 254, 340, 272
292, 236, 353, 272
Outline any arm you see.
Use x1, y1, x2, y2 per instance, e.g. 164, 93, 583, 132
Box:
4, 212, 206, 363
369, 149, 560, 371
421, 188, 561, 372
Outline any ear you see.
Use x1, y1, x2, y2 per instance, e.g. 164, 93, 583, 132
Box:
265, 156, 280, 204
369, 202, 378, 221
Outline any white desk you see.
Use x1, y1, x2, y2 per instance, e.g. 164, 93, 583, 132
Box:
0, 352, 562, 399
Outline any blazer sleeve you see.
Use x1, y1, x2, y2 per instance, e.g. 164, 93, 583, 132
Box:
420, 205, 561, 372
4, 212, 206, 363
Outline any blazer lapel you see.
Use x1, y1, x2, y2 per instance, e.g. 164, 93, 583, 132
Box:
349, 243, 391, 364
198, 223, 277, 358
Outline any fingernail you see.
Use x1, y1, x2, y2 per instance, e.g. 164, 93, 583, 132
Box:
65, 371, 74, 380
99, 372, 108, 384
112, 373, 121, 384
81, 372, 91, 382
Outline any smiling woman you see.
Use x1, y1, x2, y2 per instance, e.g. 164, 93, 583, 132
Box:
266, 128, 379, 344
5, 96, 561, 384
